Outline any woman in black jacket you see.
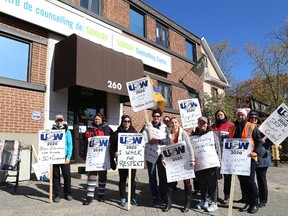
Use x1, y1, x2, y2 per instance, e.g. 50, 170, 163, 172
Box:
110, 115, 139, 207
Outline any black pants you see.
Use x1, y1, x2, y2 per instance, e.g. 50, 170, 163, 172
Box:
146, 156, 167, 200
238, 160, 258, 205
223, 174, 232, 198
195, 167, 218, 203
119, 169, 137, 199
53, 163, 71, 197
256, 167, 269, 204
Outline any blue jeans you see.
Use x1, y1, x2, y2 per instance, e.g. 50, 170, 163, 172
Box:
146, 156, 167, 200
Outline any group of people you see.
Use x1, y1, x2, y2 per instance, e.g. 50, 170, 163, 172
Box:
51, 107, 273, 214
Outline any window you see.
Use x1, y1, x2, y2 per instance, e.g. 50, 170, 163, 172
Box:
211, 87, 219, 96
130, 8, 145, 37
189, 91, 199, 99
0, 34, 30, 82
156, 23, 169, 48
158, 82, 171, 108
80, 0, 101, 14
186, 40, 196, 62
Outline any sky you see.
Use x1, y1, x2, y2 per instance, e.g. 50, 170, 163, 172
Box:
142, 0, 288, 82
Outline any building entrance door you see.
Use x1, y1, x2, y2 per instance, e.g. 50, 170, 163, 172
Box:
68, 86, 106, 163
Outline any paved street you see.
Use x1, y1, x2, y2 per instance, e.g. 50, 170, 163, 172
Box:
0, 164, 287, 216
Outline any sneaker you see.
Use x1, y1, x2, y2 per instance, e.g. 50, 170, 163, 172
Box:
64, 195, 73, 201
196, 201, 208, 209
207, 203, 218, 212
120, 198, 126, 207
131, 198, 139, 206
53, 196, 60, 203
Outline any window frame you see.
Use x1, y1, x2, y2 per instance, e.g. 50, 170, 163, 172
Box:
79, 0, 101, 15
186, 39, 196, 62
156, 22, 169, 48
129, 7, 145, 37
0, 33, 31, 82
158, 81, 172, 109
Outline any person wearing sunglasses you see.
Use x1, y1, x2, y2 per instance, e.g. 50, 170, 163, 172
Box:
110, 115, 139, 207
143, 108, 169, 205
51, 114, 73, 203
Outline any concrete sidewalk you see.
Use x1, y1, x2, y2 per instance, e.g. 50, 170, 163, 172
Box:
0, 164, 287, 216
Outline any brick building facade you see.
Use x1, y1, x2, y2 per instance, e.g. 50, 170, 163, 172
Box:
0, 0, 228, 168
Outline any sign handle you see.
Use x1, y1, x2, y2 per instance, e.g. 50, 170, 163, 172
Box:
227, 174, 236, 216
49, 164, 53, 204
31, 145, 38, 163
144, 110, 152, 139
127, 168, 132, 210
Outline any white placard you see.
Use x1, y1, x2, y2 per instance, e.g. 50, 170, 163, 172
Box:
259, 103, 288, 145
190, 131, 220, 171
221, 138, 252, 176
126, 77, 156, 112
145, 143, 161, 164
150, 127, 167, 140
85, 136, 110, 171
38, 130, 66, 164
117, 133, 145, 169
32, 162, 50, 180
161, 142, 195, 183
214, 131, 229, 151
178, 99, 202, 129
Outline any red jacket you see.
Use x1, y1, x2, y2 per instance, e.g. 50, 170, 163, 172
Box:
211, 121, 234, 132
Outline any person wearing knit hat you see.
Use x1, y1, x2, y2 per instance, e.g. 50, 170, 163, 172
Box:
192, 116, 222, 212
227, 109, 264, 213
51, 114, 73, 203
236, 108, 248, 118
248, 110, 272, 208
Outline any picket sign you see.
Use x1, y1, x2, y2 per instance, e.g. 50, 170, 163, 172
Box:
127, 168, 132, 210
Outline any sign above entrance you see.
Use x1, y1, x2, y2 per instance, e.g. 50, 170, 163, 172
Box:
0, 0, 172, 74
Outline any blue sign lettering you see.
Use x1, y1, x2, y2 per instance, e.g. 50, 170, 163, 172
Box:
120, 136, 143, 144
40, 133, 63, 141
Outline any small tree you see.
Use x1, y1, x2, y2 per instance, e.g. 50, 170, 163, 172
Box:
203, 92, 237, 124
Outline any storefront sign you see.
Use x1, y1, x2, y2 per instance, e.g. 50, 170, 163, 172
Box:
0, 0, 172, 73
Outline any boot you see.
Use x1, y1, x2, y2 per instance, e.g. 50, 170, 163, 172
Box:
248, 199, 259, 214
82, 196, 93, 205
162, 186, 172, 212
181, 185, 192, 213
240, 204, 250, 212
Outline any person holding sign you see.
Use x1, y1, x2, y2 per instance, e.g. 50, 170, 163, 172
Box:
211, 109, 234, 204
110, 115, 139, 207
52, 115, 73, 203
143, 108, 169, 205
192, 117, 221, 212
249, 111, 273, 208
161, 117, 195, 213
228, 109, 263, 214
82, 113, 113, 205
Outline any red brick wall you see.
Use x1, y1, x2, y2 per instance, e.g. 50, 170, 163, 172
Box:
0, 16, 47, 134
103, 0, 130, 29
0, 86, 45, 133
